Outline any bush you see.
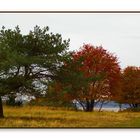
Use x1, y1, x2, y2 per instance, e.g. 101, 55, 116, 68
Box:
29, 97, 74, 109
6, 96, 23, 106
121, 107, 140, 112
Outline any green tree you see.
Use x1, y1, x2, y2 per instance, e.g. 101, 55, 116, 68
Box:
0, 45, 16, 117
0, 25, 69, 118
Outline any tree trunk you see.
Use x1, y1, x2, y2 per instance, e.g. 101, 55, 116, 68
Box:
90, 99, 94, 111
86, 100, 90, 111
78, 101, 86, 111
99, 101, 104, 112
119, 103, 122, 111
85, 99, 95, 112
132, 103, 138, 108
0, 96, 4, 118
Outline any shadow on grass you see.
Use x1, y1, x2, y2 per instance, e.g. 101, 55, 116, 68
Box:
4, 116, 68, 122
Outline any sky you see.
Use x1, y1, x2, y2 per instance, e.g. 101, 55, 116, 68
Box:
0, 13, 140, 69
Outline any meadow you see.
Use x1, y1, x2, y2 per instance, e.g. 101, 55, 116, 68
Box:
1, 106, 140, 128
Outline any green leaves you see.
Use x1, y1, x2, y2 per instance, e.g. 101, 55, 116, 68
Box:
0, 25, 69, 96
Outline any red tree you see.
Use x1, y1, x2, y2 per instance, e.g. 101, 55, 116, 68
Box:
120, 66, 140, 109
50, 44, 121, 111
71, 44, 121, 111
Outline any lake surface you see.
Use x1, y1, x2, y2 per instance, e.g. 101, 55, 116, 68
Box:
76, 101, 130, 112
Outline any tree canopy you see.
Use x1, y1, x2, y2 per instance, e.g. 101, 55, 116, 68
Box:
0, 25, 70, 96
48, 44, 121, 111
120, 66, 140, 108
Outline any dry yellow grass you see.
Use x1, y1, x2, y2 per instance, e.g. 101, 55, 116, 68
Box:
0, 106, 140, 128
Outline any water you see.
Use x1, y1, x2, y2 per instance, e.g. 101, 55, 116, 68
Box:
75, 101, 130, 112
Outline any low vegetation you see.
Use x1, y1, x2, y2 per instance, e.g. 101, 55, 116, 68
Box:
1, 106, 140, 128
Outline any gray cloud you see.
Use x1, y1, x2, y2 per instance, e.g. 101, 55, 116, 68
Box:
0, 13, 140, 69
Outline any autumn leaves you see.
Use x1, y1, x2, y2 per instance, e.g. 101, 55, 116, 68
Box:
48, 44, 140, 111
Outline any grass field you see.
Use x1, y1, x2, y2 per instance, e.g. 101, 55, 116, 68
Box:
1, 106, 140, 128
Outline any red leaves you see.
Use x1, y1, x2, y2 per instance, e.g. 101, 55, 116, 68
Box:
120, 66, 140, 104
54, 44, 121, 104
72, 44, 121, 81
67, 44, 121, 101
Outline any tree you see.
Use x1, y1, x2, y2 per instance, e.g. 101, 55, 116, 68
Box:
120, 66, 140, 109
47, 56, 90, 109
0, 25, 69, 118
0, 46, 15, 117
52, 44, 121, 111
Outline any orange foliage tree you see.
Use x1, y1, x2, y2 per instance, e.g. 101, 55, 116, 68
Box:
120, 66, 140, 109
49, 44, 121, 111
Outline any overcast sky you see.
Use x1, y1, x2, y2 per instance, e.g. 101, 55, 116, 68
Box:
0, 13, 140, 69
